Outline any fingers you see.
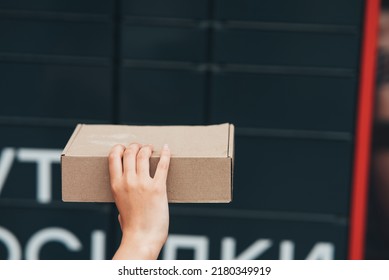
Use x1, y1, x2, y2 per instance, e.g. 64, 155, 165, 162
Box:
137, 145, 153, 178
154, 144, 171, 184
123, 143, 140, 176
109, 143, 170, 185
108, 144, 125, 186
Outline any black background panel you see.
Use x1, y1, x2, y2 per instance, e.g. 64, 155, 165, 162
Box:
229, 136, 353, 215
0, 203, 114, 260
0, 125, 74, 150
214, 0, 363, 25
0, 0, 113, 14
165, 212, 348, 259
210, 72, 357, 132
0, 20, 112, 58
121, 0, 209, 19
0, 125, 74, 202
119, 68, 205, 125
121, 26, 207, 62
0, 63, 112, 120
213, 29, 359, 68
0, 0, 367, 260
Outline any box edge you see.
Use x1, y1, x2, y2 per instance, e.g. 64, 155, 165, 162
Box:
62, 124, 84, 156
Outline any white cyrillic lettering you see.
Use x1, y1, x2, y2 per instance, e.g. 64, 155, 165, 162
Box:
163, 234, 209, 260
221, 237, 272, 259
0, 148, 15, 196
0, 226, 22, 260
306, 242, 335, 260
25, 227, 82, 260
90, 230, 106, 260
17, 149, 61, 203
279, 240, 294, 260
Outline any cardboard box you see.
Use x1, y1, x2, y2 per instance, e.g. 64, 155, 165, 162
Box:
61, 123, 234, 203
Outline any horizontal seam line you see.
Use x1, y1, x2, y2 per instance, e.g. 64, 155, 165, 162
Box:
122, 17, 358, 33
170, 207, 348, 225
236, 127, 352, 141
0, 116, 110, 127
0, 53, 111, 66
121, 60, 355, 77
0, 10, 111, 22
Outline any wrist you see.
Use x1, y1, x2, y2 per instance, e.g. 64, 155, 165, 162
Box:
118, 233, 164, 260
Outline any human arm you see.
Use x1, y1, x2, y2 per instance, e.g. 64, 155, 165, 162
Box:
108, 143, 171, 259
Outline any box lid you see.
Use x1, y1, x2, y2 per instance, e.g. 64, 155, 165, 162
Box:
62, 123, 233, 158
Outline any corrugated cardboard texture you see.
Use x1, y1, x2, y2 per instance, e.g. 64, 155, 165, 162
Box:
62, 123, 234, 203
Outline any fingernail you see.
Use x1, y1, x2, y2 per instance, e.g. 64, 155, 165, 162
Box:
163, 144, 169, 150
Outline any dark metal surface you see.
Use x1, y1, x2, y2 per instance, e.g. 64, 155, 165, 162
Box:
0, 0, 364, 259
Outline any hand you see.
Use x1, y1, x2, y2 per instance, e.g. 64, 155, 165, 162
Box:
108, 143, 171, 260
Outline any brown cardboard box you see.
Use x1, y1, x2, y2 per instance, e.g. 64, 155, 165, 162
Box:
61, 123, 234, 203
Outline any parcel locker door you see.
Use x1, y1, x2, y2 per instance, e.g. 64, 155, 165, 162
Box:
214, 0, 362, 25
0, 202, 114, 260
0, 124, 73, 202
121, 25, 207, 63
0, 63, 112, 120
163, 210, 347, 260
229, 135, 353, 215
213, 29, 359, 68
121, 0, 208, 19
0, 1, 113, 121
210, 71, 357, 132
119, 68, 206, 125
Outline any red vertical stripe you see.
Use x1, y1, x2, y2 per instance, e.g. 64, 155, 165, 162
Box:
348, 0, 380, 259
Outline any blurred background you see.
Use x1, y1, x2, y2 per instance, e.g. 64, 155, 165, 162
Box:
0, 0, 383, 259
366, 0, 389, 260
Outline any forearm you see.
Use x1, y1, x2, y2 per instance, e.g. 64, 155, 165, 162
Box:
112, 235, 163, 260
